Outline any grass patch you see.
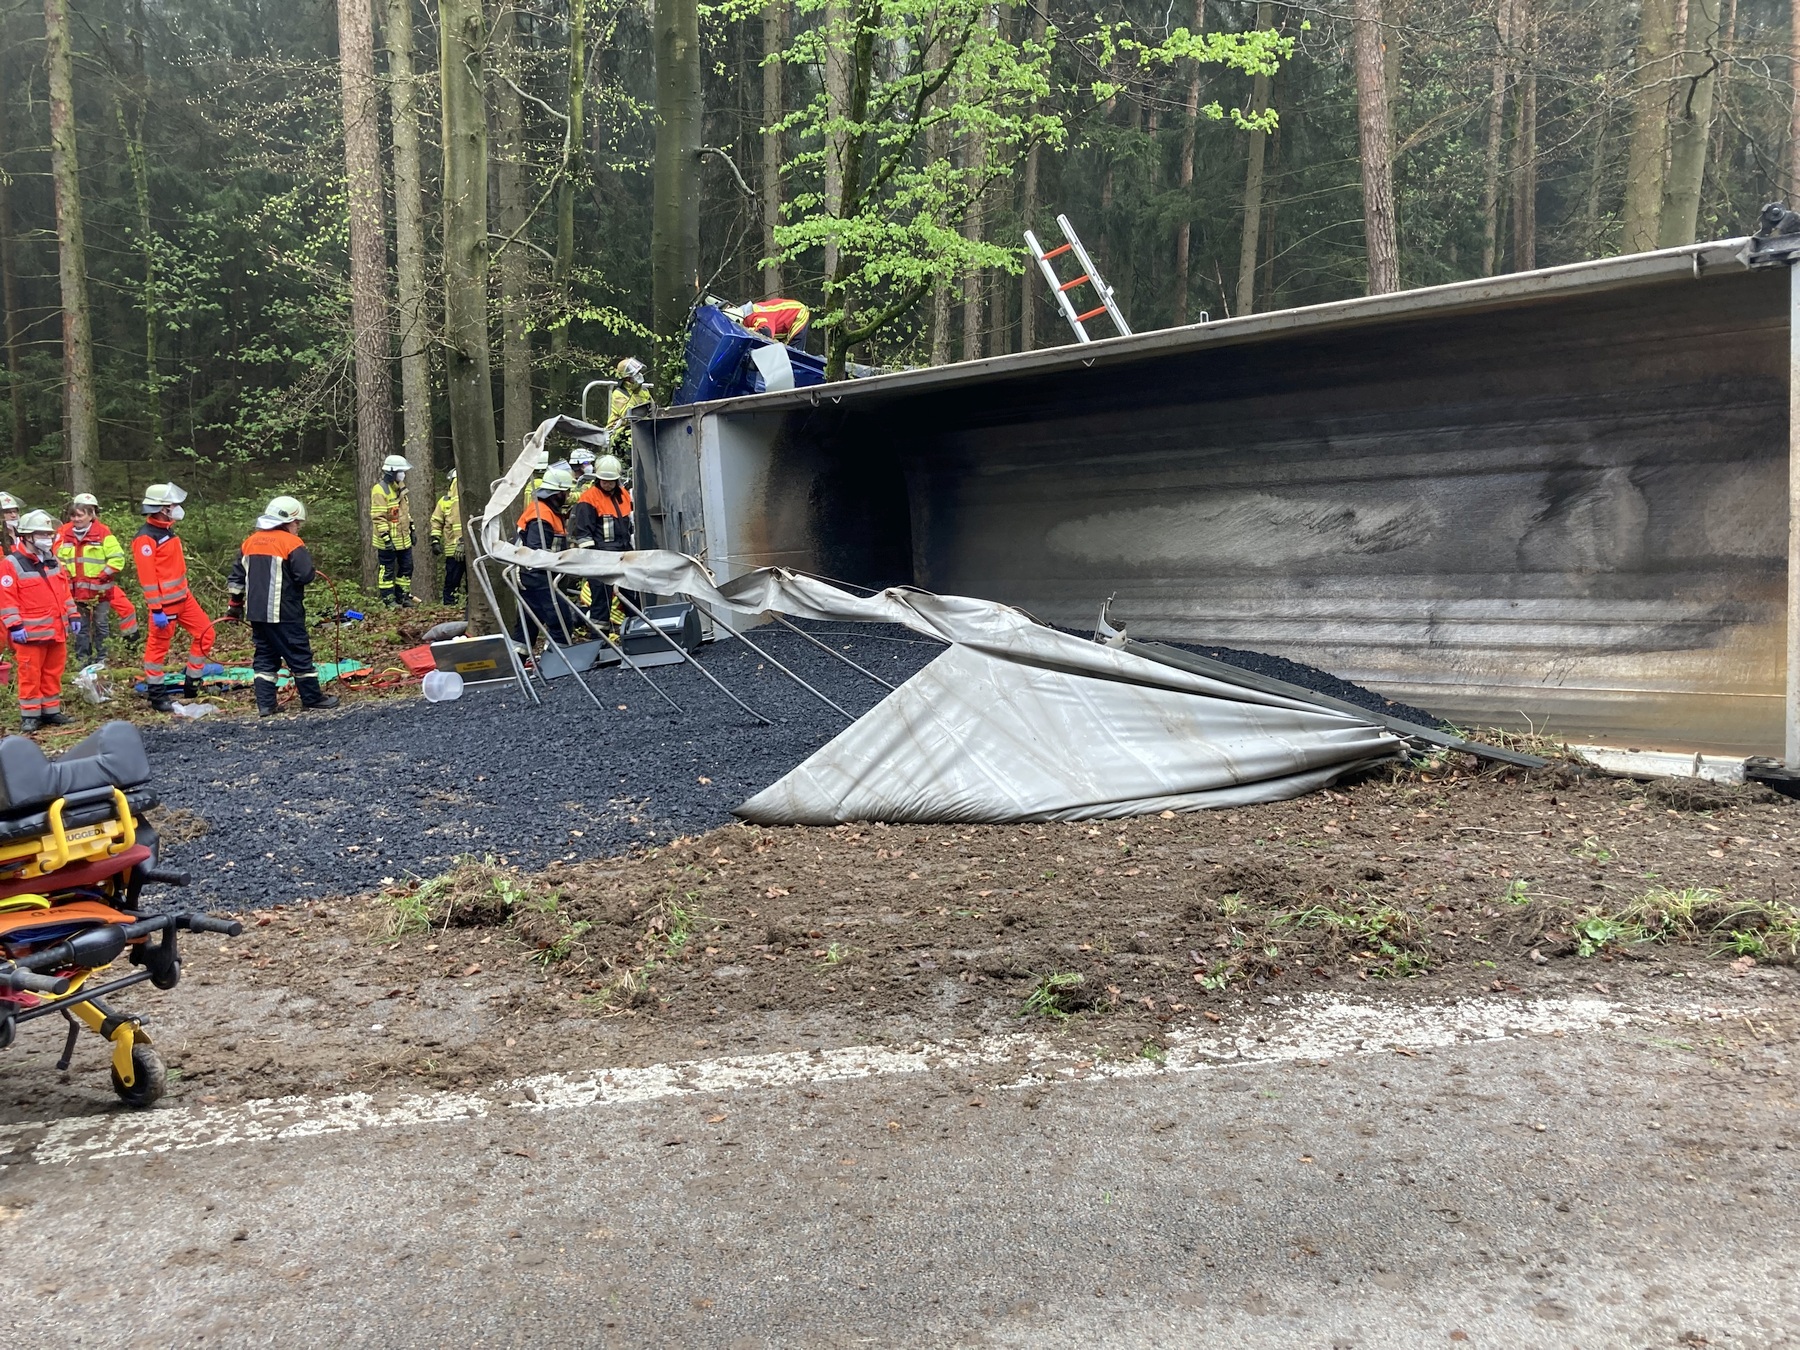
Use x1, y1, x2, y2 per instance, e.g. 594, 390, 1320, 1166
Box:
1021, 971, 1086, 1020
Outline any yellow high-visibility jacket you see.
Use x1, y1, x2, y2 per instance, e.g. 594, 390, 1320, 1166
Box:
370, 480, 412, 550
53, 520, 128, 600
429, 484, 463, 558
607, 384, 651, 454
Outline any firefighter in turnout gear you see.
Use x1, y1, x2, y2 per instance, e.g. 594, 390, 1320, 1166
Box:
0, 510, 79, 731
569, 445, 598, 491
607, 358, 651, 466
227, 496, 338, 716
133, 482, 216, 713
567, 452, 633, 629
513, 464, 587, 644
370, 454, 417, 606
732, 297, 812, 345
55, 492, 139, 662
429, 470, 465, 606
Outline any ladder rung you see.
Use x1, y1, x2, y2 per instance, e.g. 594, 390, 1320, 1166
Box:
1057, 274, 1089, 293
1075, 305, 1108, 323
1040, 243, 1073, 260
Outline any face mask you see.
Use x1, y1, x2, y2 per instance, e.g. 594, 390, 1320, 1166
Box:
30, 534, 53, 557
167, 505, 185, 522
393, 473, 407, 487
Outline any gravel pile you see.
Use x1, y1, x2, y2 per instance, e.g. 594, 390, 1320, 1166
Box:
1167, 641, 1446, 728
139, 621, 1443, 910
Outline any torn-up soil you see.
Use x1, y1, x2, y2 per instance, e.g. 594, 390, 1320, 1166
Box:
3, 757, 1797, 1120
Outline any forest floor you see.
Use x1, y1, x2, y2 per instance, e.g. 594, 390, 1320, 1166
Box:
3, 753, 1793, 1120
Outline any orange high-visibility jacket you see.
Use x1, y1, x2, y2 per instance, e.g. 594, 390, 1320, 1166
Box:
133, 521, 192, 613
741, 298, 811, 343
0, 545, 78, 643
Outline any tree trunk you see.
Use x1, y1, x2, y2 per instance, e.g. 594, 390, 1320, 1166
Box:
1657, 0, 1720, 244
652, 0, 702, 371
1235, 0, 1273, 316
439, 0, 501, 505
494, 7, 532, 456
1581, 0, 1622, 253
822, 4, 877, 381
386, 0, 435, 598
1173, 0, 1205, 323
1622, 0, 1679, 251
823, 1, 849, 281
339, 0, 394, 590
44, 0, 98, 492
0, 48, 27, 461
549, 0, 586, 410
1015, 2, 1047, 351
959, 6, 994, 362
1352, 0, 1400, 294
1480, 0, 1512, 274
1508, 0, 1537, 269
113, 13, 159, 453
1790, 2, 1800, 200
760, 0, 783, 294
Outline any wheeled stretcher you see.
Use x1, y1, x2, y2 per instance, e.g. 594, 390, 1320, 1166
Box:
0, 722, 240, 1107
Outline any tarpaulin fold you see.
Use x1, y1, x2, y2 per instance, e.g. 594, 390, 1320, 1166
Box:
478, 418, 1405, 823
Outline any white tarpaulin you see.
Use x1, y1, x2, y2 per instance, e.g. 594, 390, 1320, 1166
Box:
475, 417, 1406, 823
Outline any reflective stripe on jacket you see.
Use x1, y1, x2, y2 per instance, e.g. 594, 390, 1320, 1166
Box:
53, 520, 127, 599
741, 298, 811, 343
133, 522, 190, 611
227, 528, 317, 624
0, 546, 77, 643
371, 480, 412, 550
567, 484, 633, 551
607, 385, 650, 433
514, 500, 565, 592
429, 486, 463, 558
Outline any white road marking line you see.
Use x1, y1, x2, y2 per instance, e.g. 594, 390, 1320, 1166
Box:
0, 994, 1751, 1169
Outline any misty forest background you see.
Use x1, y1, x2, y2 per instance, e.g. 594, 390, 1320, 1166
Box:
0, 0, 1795, 590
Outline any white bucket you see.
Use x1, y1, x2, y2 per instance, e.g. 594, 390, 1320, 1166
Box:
421, 670, 465, 703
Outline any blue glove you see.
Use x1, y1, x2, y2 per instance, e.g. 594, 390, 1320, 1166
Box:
68, 618, 80, 636
152, 611, 171, 629
6, 629, 23, 645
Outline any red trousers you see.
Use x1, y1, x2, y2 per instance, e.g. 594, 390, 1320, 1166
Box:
76, 584, 138, 633
143, 594, 215, 686
15, 641, 67, 716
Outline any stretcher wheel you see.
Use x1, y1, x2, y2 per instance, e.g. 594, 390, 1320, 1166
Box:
110, 1041, 165, 1109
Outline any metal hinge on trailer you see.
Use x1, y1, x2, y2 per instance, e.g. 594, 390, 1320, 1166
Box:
1024, 214, 1133, 344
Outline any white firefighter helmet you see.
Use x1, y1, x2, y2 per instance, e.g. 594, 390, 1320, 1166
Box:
0, 493, 20, 513
71, 492, 99, 510
595, 454, 624, 483
141, 483, 188, 514
17, 510, 56, 535
615, 356, 647, 384
538, 465, 577, 494
570, 446, 596, 469
382, 454, 412, 474
258, 495, 306, 529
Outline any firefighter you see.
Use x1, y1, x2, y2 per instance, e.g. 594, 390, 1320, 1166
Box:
607, 358, 651, 466
732, 297, 812, 345
0, 493, 22, 552
226, 496, 338, 717
133, 482, 216, 714
513, 464, 586, 644
569, 445, 598, 491
55, 492, 138, 662
429, 469, 465, 606
567, 452, 633, 631
0, 510, 79, 731
370, 454, 417, 606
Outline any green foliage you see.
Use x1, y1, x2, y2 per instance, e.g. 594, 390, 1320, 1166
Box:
1021, 970, 1085, 1020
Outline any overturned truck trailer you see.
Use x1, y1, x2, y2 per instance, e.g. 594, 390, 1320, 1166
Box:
635, 239, 1799, 759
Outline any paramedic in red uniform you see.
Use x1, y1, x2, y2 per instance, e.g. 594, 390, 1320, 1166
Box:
133, 483, 216, 713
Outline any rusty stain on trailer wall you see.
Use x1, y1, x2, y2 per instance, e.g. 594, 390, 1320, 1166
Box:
655, 264, 1791, 755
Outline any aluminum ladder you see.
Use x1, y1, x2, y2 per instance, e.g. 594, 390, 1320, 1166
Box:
1024, 214, 1133, 343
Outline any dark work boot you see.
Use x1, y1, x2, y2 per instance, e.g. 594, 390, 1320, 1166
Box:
145, 684, 177, 714
297, 676, 339, 711
37, 709, 70, 727
18, 715, 40, 734
183, 674, 201, 700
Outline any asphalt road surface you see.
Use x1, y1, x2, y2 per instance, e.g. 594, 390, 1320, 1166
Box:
2, 986, 1795, 1348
